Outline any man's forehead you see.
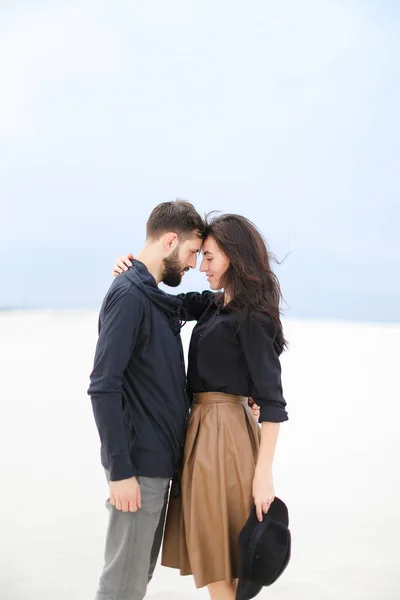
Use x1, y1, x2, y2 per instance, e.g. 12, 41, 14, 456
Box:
184, 235, 203, 250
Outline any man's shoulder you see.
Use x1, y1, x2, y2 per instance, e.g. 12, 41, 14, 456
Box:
103, 274, 147, 310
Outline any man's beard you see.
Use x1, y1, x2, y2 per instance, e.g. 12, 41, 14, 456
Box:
162, 247, 186, 287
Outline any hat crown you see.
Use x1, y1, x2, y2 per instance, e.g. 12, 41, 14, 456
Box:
237, 496, 291, 594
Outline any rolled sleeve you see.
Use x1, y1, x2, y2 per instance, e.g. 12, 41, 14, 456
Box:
259, 404, 288, 423
237, 315, 288, 424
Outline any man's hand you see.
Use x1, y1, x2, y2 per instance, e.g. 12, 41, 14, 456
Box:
109, 476, 141, 512
248, 398, 260, 421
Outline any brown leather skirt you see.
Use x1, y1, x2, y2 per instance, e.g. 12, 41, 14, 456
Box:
161, 392, 260, 588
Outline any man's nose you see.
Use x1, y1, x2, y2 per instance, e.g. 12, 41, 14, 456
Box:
189, 255, 197, 269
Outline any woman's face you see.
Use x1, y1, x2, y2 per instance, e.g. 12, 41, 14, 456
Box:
199, 236, 230, 290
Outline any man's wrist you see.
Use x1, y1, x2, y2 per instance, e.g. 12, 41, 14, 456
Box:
109, 452, 135, 481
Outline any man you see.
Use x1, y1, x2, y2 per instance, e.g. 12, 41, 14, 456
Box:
88, 200, 206, 600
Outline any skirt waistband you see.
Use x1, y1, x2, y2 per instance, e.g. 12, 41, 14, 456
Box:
193, 392, 248, 406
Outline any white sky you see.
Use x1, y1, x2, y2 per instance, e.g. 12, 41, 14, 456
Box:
0, 1, 399, 319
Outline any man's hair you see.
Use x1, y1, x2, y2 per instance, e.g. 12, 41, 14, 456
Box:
146, 200, 206, 240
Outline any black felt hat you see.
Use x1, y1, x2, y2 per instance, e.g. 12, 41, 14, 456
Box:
236, 497, 291, 600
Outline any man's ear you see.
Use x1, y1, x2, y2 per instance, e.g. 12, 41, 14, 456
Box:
162, 232, 179, 253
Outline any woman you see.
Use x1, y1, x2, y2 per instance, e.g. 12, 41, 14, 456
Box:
112, 213, 288, 600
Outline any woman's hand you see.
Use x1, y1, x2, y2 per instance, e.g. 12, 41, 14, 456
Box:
252, 468, 275, 522
111, 253, 134, 276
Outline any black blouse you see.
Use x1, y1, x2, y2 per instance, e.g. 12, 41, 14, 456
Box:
177, 291, 288, 424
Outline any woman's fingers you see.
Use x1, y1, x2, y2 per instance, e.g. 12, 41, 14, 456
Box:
118, 255, 132, 270
111, 255, 133, 277
111, 262, 124, 276
254, 495, 274, 521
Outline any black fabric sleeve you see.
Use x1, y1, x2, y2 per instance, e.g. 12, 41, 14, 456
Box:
176, 291, 217, 321
88, 288, 144, 481
237, 316, 288, 423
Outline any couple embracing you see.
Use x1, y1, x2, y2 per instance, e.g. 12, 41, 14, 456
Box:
88, 200, 289, 600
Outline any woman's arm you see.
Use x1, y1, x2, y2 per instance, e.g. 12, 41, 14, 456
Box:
253, 422, 280, 521
177, 291, 216, 322
111, 254, 216, 321
237, 315, 288, 521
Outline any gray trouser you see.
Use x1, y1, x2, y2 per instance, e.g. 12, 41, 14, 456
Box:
95, 473, 170, 600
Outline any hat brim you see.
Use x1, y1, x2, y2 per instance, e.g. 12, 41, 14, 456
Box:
235, 578, 263, 600
267, 496, 289, 527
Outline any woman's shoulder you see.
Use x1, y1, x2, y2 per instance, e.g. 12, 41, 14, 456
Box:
251, 310, 275, 329
235, 309, 274, 328
237, 311, 283, 354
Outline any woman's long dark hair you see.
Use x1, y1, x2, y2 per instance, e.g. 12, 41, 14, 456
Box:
205, 213, 287, 351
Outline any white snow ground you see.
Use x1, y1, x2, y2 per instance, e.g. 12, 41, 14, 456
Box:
1, 310, 399, 600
